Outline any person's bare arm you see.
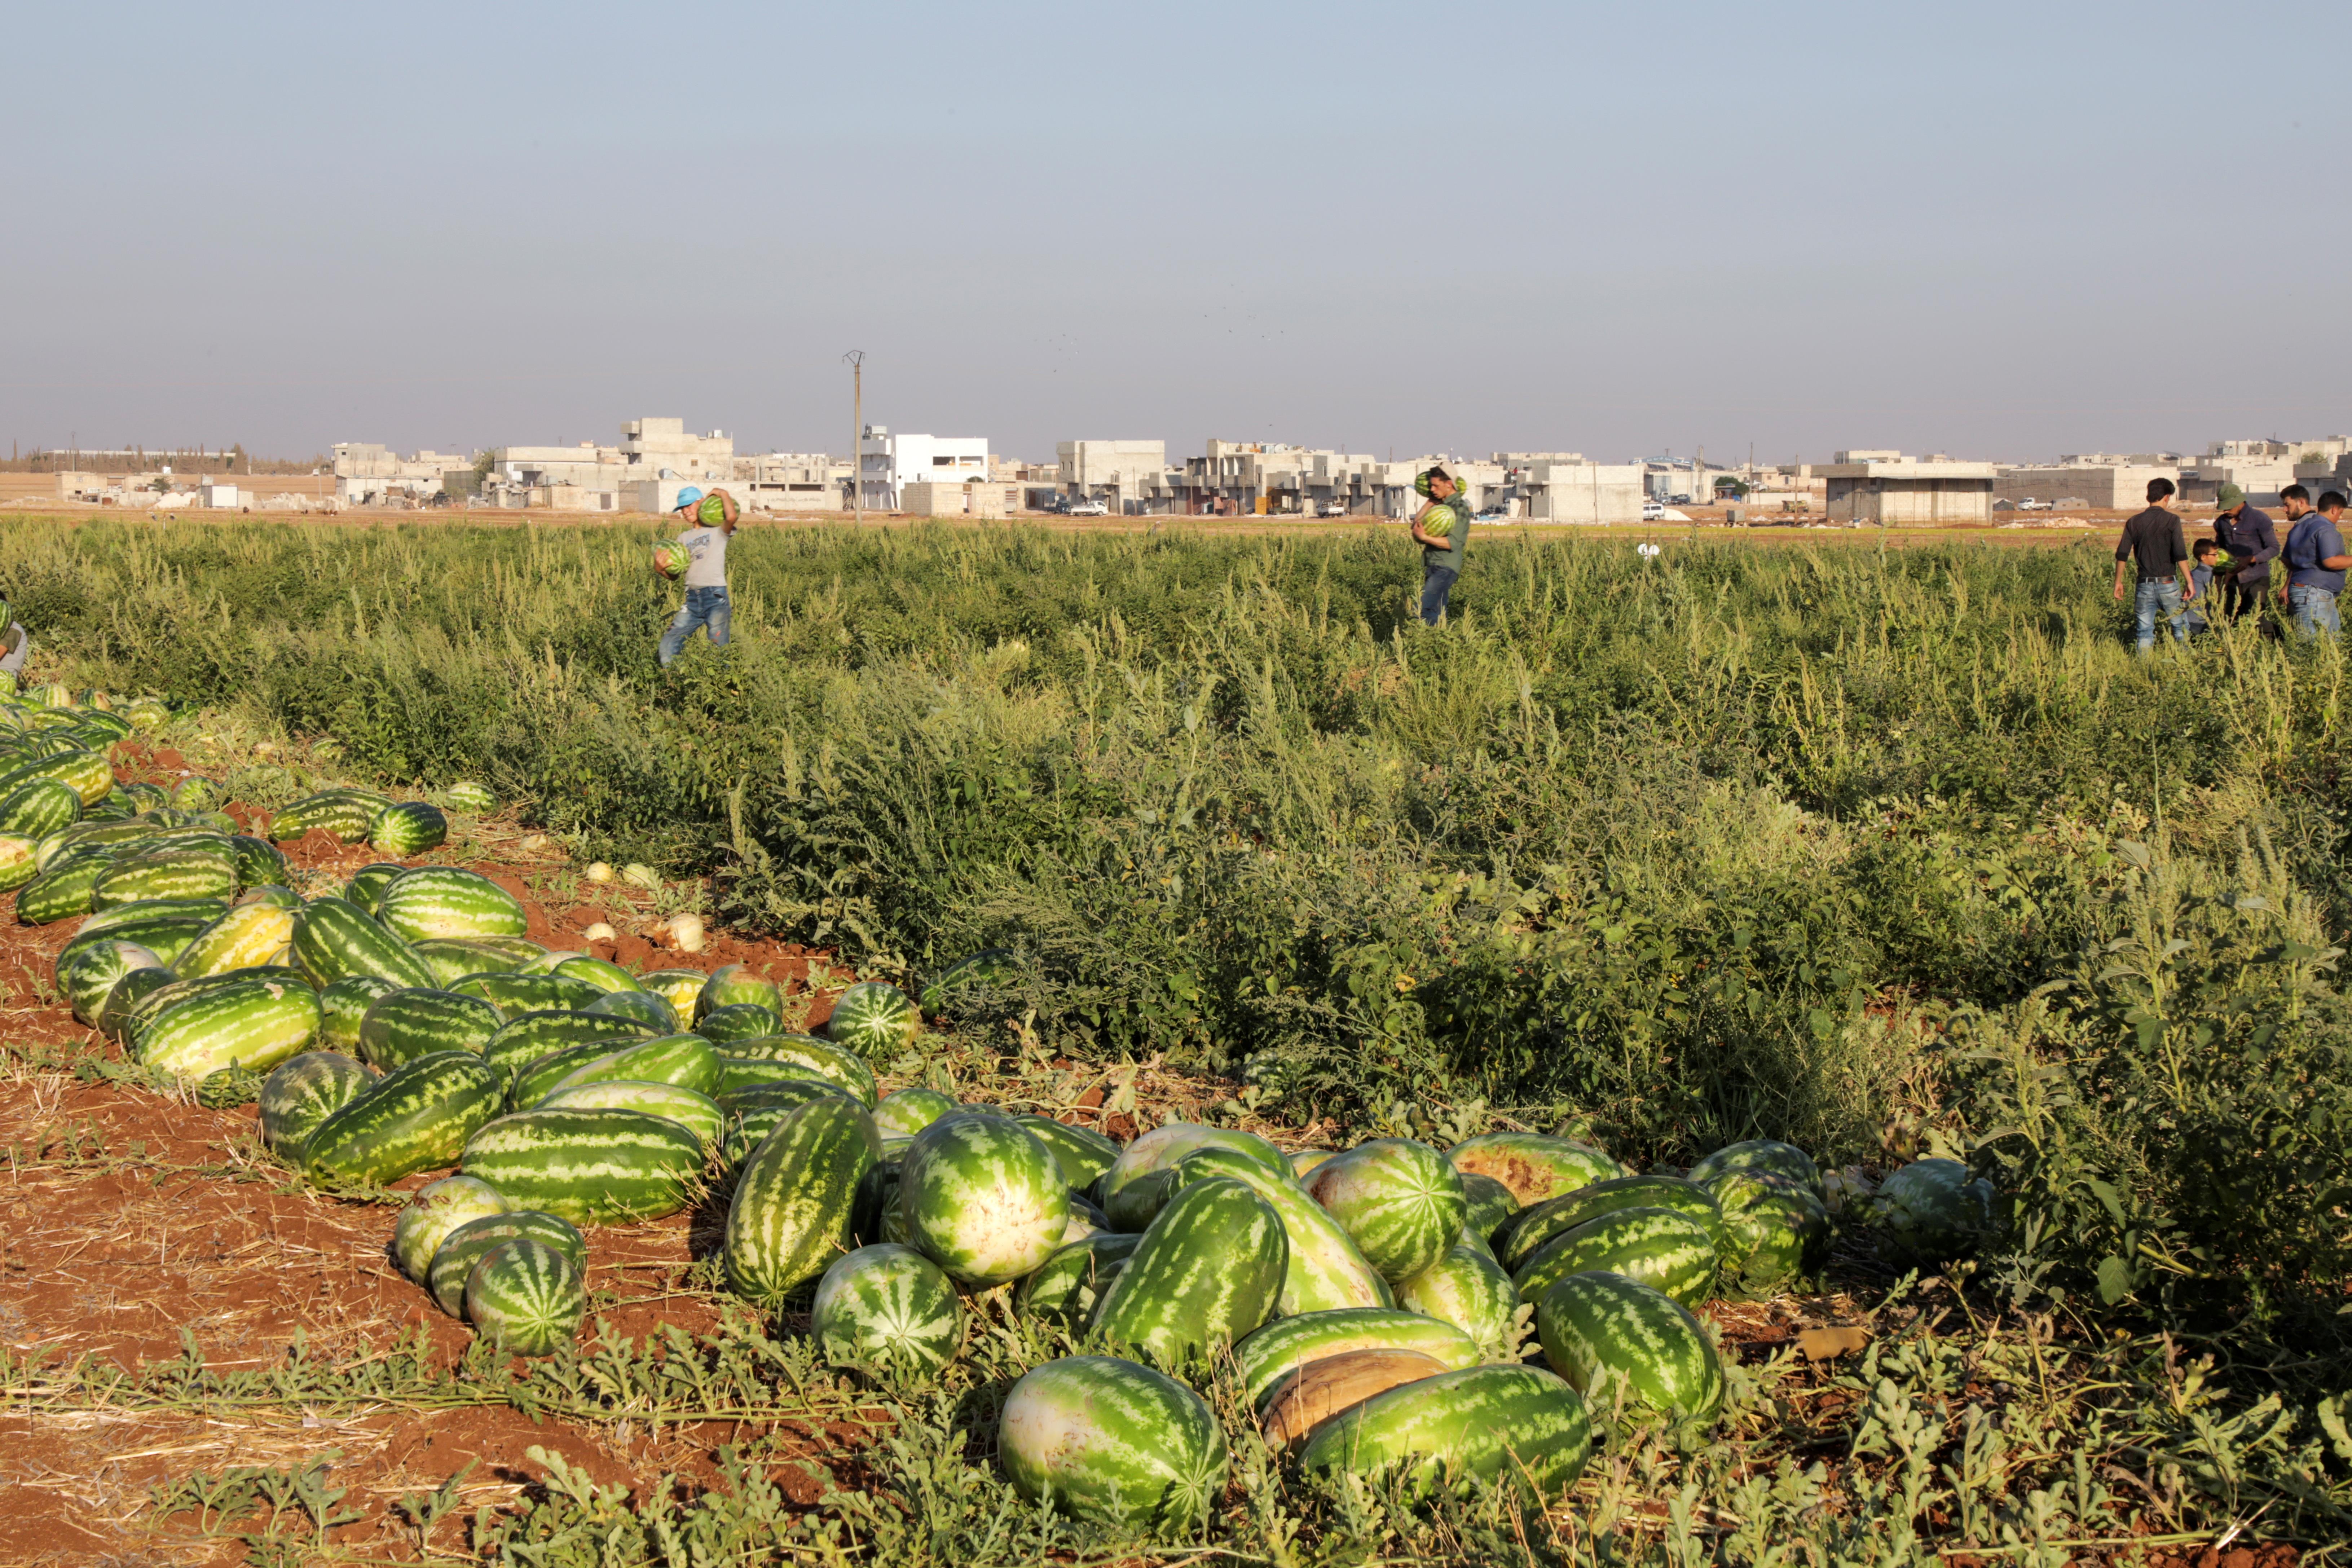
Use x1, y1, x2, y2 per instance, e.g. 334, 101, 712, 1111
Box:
1410, 502, 1441, 550
715, 489, 739, 527
2112, 554, 2129, 602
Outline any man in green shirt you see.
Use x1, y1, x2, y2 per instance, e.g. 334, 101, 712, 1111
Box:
1411, 466, 1467, 625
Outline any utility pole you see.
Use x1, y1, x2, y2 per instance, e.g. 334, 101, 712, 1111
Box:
843, 351, 866, 524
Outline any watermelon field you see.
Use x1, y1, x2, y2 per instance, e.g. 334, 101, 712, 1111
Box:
0, 514, 2348, 1566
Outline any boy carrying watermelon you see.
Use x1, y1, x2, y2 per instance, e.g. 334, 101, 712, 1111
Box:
657, 487, 740, 666
1410, 467, 1467, 625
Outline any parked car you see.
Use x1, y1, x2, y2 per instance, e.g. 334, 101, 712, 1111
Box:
1065, 499, 1109, 517
1668, 493, 1693, 506
1641, 500, 1667, 521
1472, 509, 1510, 525
1320, 502, 1349, 517
2017, 497, 2052, 511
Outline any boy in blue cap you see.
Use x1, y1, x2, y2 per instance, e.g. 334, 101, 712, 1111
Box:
658, 486, 740, 665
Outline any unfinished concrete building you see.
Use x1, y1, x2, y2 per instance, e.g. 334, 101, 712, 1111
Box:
1056, 440, 1167, 514
1819, 454, 1996, 524
1995, 461, 2180, 510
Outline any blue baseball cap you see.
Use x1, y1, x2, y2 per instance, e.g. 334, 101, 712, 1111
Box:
675, 486, 704, 507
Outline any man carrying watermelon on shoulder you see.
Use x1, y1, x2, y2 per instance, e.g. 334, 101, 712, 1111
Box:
656, 486, 741, 666
1410, 466, 1467, 625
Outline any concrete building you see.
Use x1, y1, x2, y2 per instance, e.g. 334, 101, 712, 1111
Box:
902, 480, 1017, 519
331, 442, 474, 505
1995, 460, 2180, 510
1512, 457, 1646, 523
2177, 438, 2352, 506
622, 418, 732, 484
1818, 453, 1998, 524
738, 454, 851, 512
858, 427, 987, 511
1056, 439, 1168, 514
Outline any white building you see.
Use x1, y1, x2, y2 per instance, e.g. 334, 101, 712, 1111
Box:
1056, 439, 1168, 514
858, 427, 988, 511
1819, 453, 1998, 524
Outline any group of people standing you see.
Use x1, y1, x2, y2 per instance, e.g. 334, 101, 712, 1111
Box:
2113, 477, 2350, 650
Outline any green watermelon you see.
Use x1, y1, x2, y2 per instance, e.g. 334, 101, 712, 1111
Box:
714, 1056, 838, 1099
539, 1032, 720, 1101
304, 1051, 503, 1188
318, 974, 401, 1052
1096, 1123, 1289, 1221
1304, 1138, 1466, 1285
56, 938, 166, 1025
428, 1210, 587, 1317
343, 862, 410, 916
455, 972, 601, 1014
1090, 1176, 1286, 1363
235, 883, 301, 911
268, 790, 387, 843
1232, 1307, 1483, 1412
466, 1239, 587, 1356
292, 898, 436, 990
723, 1096, 881, 1306
376, 867, 528, 943
583, 988, 678, 1033
458, 1108, 705, 1224
897, 1115, 1069, 1286
1297, 1364, 1592, 1498
356, 987, 503, 1068
1447, 1132, 1629, 1207
1703, 1170, 1831, 1299
1167, 1145, 1391, 1314
1015, 1233, 1142, 1326
92, 844, 237, 909
138, 975, 322, 1084
810, 1243, 961, 1371
393, 1175, 511, 1281
1534, 1270, 1725, 1423
95, 965, 176, 1041
442, 782, 496, 814
824, 981, 917, 1058
917, 948, 1022, 1014
1016, 1115, 1122, 1192
695, 1002, 782, 1044
16, 849, 114, 923
480, 1009, 652, 1086
636, 969, 709, 1018
168, 776, 221, 812
508, 1042, 616, 1107
871, 1087, 957, 1141
998, 1357, 1228, 1531
0, 778, 80, 839
1514, 1207, 1717, 1309
539, 1080, 723, 1151
257, 1052, 376, 1165
1498, 1175, 1723, 1271
719, 1081, 852, 1167
695, 963, 783, 1020
1687, 1138, 1824, 1199
228, 835, 289, 892
722, 1034, 877, 1107
415, 935, 545, 978
1459, 1171, 1518, 1254
1870, 1158, 1995, 1267
1395, 1243, 1519, 1358
370, 801, 448, 857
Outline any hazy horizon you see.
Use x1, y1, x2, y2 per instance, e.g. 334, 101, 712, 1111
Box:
6, 0, 2345, 468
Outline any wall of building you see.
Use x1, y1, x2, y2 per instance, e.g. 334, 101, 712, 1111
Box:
1827, 477, 1992, 523
1996, 465, 2177, 509
1523, 463, 1646, 523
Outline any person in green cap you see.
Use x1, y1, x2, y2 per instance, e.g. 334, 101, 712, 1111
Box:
2211, 480, 2279, 629
1410, 465, 1467, 624
658, 486, 740, 666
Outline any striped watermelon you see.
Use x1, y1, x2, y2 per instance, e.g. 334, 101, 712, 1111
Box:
268, 790, 388, 844
1514, 1207, 1717, 1309
998, 1357, 1228, 1532
1016, 1116, 1122, 1192
508, 1042, 617, 1107
872, 1087, 956, 1141
1870, 1157, 1995, 1267
538, 1080, 723, 1151
1168, 1145, 1391, 1314
56, 938, 166, 1024
413, 936, 539, 984
1305, 1138, 1467, 1286
1499, 1175, 1723, 1272
480, 1009, 652, 1086
37, 818, 158, 869
358, 988, 504, 1068
92, 845, 237, 910
1395, 1243, 1519, 1358
292, 898, 436, 990
16, 850, 114, 923
376, 867, 527, 943
696, 963, 783, 1020
458, 972, 600, 1015
0, 834, 38, 893
393, 1175, 511, 1281
173, 902, 298, 978
428, 1210, 588, 1317
714, 1056, 838, 1098
918, 948, 1021, 1014
544, 955, 640, 994
235, 884, 301, 911
540, 1032, 721, 1101
120, 968, 306, 1057
723, 1034, 877, 1107
1459, 1171, 1519, 1255
1090, 1176, 1286, 1363
1687, 1138, 1824, 1200
724, 1091, 884, 1316
695, 1002, 781, 1044
1015, 1233, 1142, 1326
583, 988, 678, 1033
95, 965, 176, 1041
466, 1239, 587, 1356
304, 1051, 504, 1189
1233, 1307, 1483, 1412
228, 835, 289, 891
344, 863, 408, 916
824, 981, 918, 1057
458, 1108, 705, 1224
257, 1052, 377, 1165
370, 801, 448, 857
1534, 1270, 1725, 1422
1701, 1170, 1831, 1299
16, 748, 114, 807
442, 782, 496, 814
1447, 1132, 1629, 1207
1298, 1364, 1592, 1499
897, 1115, 1069, 1286
0, 778, 80, 839
719, 1081, 852, 1167
168, 776, 221, 812
637, 969, 710, 1018
1097, 1123, 1289, 1220
318, 974, 401, 1053
138, 976, 322, 1083
811, 1243, 962, 1371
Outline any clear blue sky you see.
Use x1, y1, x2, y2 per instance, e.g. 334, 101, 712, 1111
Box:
5, 0, 2344, 466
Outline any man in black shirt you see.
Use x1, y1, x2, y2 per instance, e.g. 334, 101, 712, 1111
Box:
2112, 476, 2198, 652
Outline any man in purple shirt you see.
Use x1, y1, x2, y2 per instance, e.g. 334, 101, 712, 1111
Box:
2212, 481, 2280, 631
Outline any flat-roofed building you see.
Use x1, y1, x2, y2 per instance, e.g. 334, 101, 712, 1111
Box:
1818, 454, 1998, 524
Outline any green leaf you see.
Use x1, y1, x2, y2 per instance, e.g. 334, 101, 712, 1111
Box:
2094, 1254, 2135, 1306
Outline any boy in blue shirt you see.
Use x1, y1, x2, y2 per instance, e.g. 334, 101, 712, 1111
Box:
2183, 539, 2218, 636
2280, 486, 2350, 639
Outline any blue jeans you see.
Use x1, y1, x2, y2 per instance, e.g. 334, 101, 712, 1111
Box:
1420, 564, 1458, 625
659, 585, 731, 665
2133, 579, 2187, 652
2290, 582, 2341, 638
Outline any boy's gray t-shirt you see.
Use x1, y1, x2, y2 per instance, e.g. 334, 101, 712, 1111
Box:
676, 526, 728, 588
